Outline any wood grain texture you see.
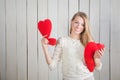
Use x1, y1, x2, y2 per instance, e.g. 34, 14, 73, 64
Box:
16, 0, 27, 80
0, 0, 120, 80
6, 0, 17, 79
0, 0, 6, 80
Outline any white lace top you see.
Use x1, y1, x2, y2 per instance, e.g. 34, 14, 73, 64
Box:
49, 36, 102, 79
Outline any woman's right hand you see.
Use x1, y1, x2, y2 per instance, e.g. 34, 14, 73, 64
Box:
41, 35, 49, 48
41, 35, 52, 65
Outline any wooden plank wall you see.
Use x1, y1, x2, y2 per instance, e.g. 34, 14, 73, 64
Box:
111, 0, 120, 80
0, 0, 6, 80
0, 0, 120, 80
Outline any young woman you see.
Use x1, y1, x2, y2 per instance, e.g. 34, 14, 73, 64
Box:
41, 12, 104, 80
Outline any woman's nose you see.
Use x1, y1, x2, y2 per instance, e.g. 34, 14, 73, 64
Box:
76, 24, 81, 28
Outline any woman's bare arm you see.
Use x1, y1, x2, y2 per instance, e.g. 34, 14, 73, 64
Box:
41, 36, 52, 65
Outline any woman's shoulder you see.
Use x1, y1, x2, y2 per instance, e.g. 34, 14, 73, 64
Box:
58, 36, 69, 40
57, 36, 69, 43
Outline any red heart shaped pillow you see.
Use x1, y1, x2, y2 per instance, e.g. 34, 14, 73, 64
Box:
47, 38, 56, 46
38, 19, 56, 46
38, 19, 51, 38
84, 42, 105, 72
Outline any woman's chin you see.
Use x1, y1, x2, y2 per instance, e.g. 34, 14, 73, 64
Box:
74, 32, 81, 35
71, 31, 81, 35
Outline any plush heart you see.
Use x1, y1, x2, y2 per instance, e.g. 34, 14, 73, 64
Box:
38, 19, 52, 38
84, 42, 105, 72
97, 43, 104, 50
47, 38, 57, 46
38, 19, 56, 46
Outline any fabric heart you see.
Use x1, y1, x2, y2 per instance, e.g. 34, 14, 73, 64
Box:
47, 38, 57, 46
96, 43, 104, 50
84, 42, 105, 72
38, 19, 52, 38
38, 19, 56, 46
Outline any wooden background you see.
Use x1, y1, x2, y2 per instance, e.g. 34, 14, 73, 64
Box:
0, 0, 120, 80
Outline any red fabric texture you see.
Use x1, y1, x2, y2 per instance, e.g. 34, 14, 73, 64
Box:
84, 42, 105, 72
38, 19, 56, 46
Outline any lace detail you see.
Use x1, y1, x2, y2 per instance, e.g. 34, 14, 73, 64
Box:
49, 36, 95, 79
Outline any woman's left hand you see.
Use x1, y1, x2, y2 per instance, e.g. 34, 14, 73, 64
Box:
94, 49, 104, 70
94, 48, 105, 66
94, 48, 105, 59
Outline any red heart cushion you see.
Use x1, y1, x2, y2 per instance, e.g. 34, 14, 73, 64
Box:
38, 19, 52, 38
38, 19, 57, 46
47, 38, 57, 46
84, 42, 105, 72
97, 43, 104, 50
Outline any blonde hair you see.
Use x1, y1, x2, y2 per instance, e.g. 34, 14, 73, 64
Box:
70, 12, 93, 47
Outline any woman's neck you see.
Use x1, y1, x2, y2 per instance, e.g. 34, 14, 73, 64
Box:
70, 33, 80, 40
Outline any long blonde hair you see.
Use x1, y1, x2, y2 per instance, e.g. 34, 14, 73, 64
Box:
70, 12, 93, 47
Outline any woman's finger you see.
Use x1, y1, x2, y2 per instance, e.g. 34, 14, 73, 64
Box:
97, 52, 102, 58
94, 50, 101, 58
101, 48, 104, 54
41, 37, 49, 45
98, 49, 105, 57
45, 38, 49, 44
98, 50, 103, 56
43, 35, 48, 38
100, 48, 104, 52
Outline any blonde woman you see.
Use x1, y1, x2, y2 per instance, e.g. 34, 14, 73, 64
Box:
41, 12, 104, 80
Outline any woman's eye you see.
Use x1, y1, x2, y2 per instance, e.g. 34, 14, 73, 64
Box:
75, 21, 78, 23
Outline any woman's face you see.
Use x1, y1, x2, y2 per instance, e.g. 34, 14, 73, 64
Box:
71, 16, 84, 35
